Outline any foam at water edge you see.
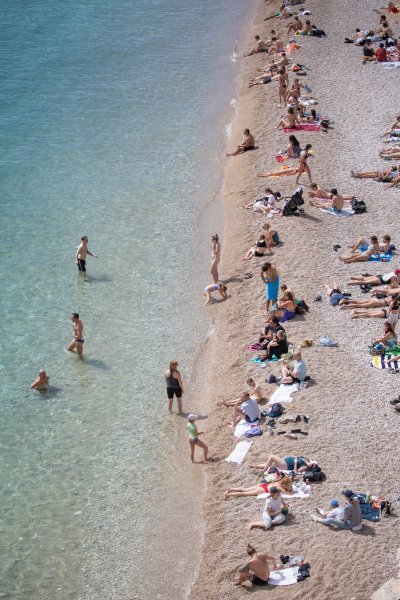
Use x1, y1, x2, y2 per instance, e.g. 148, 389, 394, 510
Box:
230, 40, 238, 62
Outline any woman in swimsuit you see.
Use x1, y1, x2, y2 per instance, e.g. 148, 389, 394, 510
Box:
261, 263, 280, 312
250, 454, 313, 473
262, 223, 280, 248
350, 296, 400, 320
164, 360, 184, 413
348, 270, 400, 286
224, 474, 293, 500
243, 188, 281, 213
339, 236, 380, 263
210, 234, 221, 284
266, 291, 297, 323
373, 321, 398, 349
295, 143, 313, 184
339, 296, 392, 310
243, 234, 270, 260
287, 135, 301, 159
276, 106, 301, 130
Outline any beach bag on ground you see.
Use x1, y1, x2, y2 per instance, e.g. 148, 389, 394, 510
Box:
302, 465, 326, 482
351, 198, 367, 214
267, 402, 284, 418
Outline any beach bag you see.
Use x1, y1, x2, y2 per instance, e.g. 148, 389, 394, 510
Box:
267, 402, 284, 418
302, 465, 326, 482
351, 198, 367, 214
244, 427, 263, 437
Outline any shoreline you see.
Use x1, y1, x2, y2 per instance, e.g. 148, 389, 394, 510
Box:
189, 0, 400, 598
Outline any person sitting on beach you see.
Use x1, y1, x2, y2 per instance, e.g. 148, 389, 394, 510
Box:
244, 35, 268, 56
386, 2, 400, 14
387, 171, 400, 187
351, 166, 398, 181
362, 40, 376, 63
309, 188, 346, 213
250, 454, 314, 473
260, 329, 289, 360
227, 129, 255, 157
350, 28, 367, 44
248, 487, 289, 531
268, 37, 285, 56
243, 234, 271, 260
375, 42, 388, 61
266, 291, 297, 323
187, 414, 208, 463
350, 295, 400, 322
299, 19, 313, 35
286, 15, 303, 34
383, 114, 400, 135
311, 490, 362, 531
276, 107, 301, 130
339, 236, 380, 263
349, 235, 392, 254
259, 317, 286, 344
261, 223, 280, 248
243, 188, 281, 213
348, 270, 400, 286
286, 135, 301, 158
30, 369, 49, 390
226, 474, 293, 500
373, 321, 398, 349
235, 545, 278, 589
223, 378, 264, 407
232, 392, 260, 428
281, 350, 307, 383
303, 109, 318, 124
203, 283, 228, 306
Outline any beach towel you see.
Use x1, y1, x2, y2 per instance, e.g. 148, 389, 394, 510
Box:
225, 440, 253, 464
257, 483, 311, 500
298, 96, 317, 106
369, 252, 393, 262
269, 383, 300, 405
354, 493, 381, 522
319, 207, 354, 217
268, 567, 300, 586
283, 124, 321, 133
371, 354, 400, 369
234, 419, 259, 438
383, 61, 400, 68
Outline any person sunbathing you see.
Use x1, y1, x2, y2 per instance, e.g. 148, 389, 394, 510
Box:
276, 107, 301, 130
258, 165, 299, 178
268, 37, 284, 56
309, 183, 354, 200
225, 474, 293, 500
350, 296, 400, 321
250, 454, 313, 473
349, 235, 392, 254
261, 223, 280, 248
243, 234, 271, 260
379, 147, 400, 159
339, 236, 380, 263
244, 35, 268, 56
286, 15, 303, 34
383, 114, 400, 135
266, 291, 296, 323
286, 135, 301, 158
348, 270, 400, 286
223, 378, 264, 407
339, 296, 392, 310
227, 129, 255, 157
372, 321, 397, 349
310, 188, 346, 212
243, 188, 281, 212
351, 166, 398, 181
248, 66, 278, 88
387, 172, 400, 187
303, 109, 318, 124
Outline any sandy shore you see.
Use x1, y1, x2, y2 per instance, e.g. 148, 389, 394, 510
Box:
188, 0, 400, 598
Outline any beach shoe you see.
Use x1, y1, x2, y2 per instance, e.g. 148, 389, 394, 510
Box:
313, 295, 322, 302
333, 244, 341, 251
389, 398, 400, 405
303, 415, 310, 423
351, 170, 357, 177
279, 418, 290, 424
244, 272, 253, 279
267, 374, 278, 384
320, 336, 338, 347
361, 273, 371, 277
316, 507, 325, 516
342, 290, 352, 297
294, 415, 302, 423
300, 339, 313, 348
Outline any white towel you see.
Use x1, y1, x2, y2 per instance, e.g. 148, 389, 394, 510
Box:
257, 483, 311, 500
319, 207, 354, 217
268, 566, 300, 586
234, 419, 259, 438
225, 440, 253, 464
269, 383, 299, 405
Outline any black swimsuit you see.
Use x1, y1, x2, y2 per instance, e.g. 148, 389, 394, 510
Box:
255, 240, 267, 257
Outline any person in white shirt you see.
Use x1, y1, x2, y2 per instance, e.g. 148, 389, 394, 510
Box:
231, 392, 259, 428
248, 487, 288, 530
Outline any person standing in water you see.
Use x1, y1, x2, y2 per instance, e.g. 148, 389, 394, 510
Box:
164, 360, 183, 413
76, 235, 98, 273
211, 234, 221, 284
67, 313, 84, 356
30, 370, 49, 390
187, 414, 208, 463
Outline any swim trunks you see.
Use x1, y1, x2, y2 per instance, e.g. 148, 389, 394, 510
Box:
167, 386, 182, 399
77, 259, 86, 272
252, 575, 268, 586
243, 146, 255, 152
75, 338, 85, 343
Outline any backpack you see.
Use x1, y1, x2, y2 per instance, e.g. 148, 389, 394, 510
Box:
267, 402, 284, 418
302, 465, 326, 482
351, 198, 367, 214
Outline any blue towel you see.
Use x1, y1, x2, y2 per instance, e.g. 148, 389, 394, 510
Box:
354, 493, 380, 522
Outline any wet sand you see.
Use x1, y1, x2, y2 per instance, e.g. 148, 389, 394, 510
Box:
189, 0, 400, 598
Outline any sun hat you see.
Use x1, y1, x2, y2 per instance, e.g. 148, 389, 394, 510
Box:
342, 489, 354, 498
330, 500, 339, 507
187, 414, 198, 421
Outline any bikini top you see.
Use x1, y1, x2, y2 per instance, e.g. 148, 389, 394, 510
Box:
257, 240, 267, 248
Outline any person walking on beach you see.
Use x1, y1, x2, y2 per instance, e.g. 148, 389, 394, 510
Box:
211, 234, 221, 284
164, 360, 183, 413
187, 414, 208, 463
295, 144, 313, 185
227, 129, 255, 157
260, 262, 280, 313
76, 235, 98, 273
30, 369, 49, 390
67, 313, 84, 356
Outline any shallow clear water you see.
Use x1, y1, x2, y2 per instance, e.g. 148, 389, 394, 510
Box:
0, 0, 255, 597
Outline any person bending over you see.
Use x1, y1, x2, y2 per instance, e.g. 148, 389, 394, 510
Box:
203, 283, 227, 305
235, 545, 278, 588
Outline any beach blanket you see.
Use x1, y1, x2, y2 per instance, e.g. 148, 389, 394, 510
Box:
354, 493, 380, 522
269, 383, 300, 405
319, 207, 354, 217
369, 252, 392, 262
234, 419, 259, 438
225, 440, 253, 464
371, 354, 400, 369
383, 61, 400, 68
283, 124, 320, 133
298, 96, 317, 106
257, 483, 311, 500
268, 567, 300, 586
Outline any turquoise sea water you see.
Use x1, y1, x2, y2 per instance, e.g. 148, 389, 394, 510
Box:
0, 0, 256, 598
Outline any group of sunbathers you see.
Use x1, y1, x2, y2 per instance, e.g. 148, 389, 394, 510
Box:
344, 8, 400, 63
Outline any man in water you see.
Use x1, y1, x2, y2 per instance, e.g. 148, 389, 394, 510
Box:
235, 544, 278, 588
67, 313, 84, 356
30, 369, 49, 390
76, 235, 98, 273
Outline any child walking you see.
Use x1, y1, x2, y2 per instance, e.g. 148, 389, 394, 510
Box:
187, 414, 208, 463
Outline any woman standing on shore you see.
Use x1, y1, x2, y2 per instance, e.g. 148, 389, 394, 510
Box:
261, 262, 280, 313
164, 360, 183, 414
295, 143, 313, 185
211, 234, 221, 284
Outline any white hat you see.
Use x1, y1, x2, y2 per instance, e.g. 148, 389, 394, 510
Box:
187, 414, 198, 421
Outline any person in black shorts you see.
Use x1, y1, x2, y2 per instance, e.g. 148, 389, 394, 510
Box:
75, 235, 98, 273
235, 544, 278, 589
164, 360, 183, 414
